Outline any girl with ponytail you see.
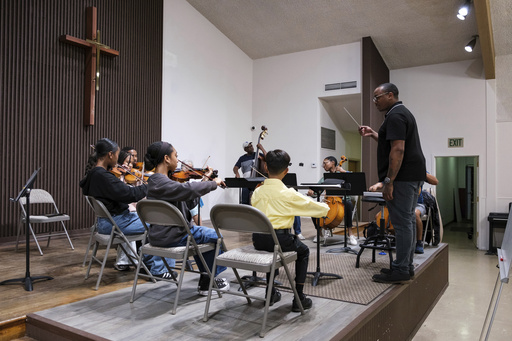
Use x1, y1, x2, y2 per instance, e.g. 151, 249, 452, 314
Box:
80, 139, 172, 278
144, 141, 230, 295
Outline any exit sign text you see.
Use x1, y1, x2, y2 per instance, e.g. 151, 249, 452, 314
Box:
448, 138, 464, 148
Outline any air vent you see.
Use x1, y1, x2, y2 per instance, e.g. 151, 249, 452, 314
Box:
324, 81, 357, 91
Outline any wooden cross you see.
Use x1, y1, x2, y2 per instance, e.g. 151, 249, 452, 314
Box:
60, 7, 119, 126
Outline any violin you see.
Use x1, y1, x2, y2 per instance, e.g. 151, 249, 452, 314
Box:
172, 159, 219, 183
113, 164, 148, 185
110, 165, 127, 178
133, 162, 144, 171
124, 169, 153, 185
171, 168, 218, 183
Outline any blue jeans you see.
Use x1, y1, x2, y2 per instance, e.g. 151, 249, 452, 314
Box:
169, 225, 226, 277
293, 216, 301, 234
386, 181, 422, 274
97, 210, 175, 275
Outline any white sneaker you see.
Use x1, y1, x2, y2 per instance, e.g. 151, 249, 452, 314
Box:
313, 235, 325, 243
297, 233, 305, 240
349, 235, 358, 246
199, 277, 230, 296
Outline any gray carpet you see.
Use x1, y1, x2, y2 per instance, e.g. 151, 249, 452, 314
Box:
257, 251, 393, 305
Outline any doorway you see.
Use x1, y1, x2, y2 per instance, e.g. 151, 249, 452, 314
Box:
435, 156, 478, 246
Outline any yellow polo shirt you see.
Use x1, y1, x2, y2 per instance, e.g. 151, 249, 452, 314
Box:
251, 178, 329, 230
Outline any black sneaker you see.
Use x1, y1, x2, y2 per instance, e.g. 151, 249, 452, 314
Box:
380, 268, 415, 278
266, 289, 281, 306
292, 294, 313, 312
154, 271, 178, 280
373, 270, 410, 284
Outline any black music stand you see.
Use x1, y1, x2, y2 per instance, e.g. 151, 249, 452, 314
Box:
0, 168, 53, 291
324, 172, 367, 255
355, 194, 395, 268
297, 181, 345, 286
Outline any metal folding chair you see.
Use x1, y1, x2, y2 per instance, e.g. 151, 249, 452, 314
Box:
84, 196, 150, 290
204, 203, 305, 338
16, 189, 74, 256
82, 196, 97, 266
130, 199, 219, 315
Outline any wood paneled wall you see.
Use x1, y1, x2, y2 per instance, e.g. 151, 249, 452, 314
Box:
361, 36, 389, 223
0, 0, 163, 240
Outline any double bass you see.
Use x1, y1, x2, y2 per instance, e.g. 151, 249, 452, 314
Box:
319, 155, 348, 229
250, 126, 268, 178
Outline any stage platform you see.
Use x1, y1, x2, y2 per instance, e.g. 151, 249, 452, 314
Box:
24, 242, 448, 340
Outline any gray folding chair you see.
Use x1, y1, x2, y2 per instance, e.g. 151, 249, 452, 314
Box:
204, 204, 305, 338
16, 189, 74, 256
422, 206, 434, 244
130, 199, 219, 315
84, 196, 150, 290
82, 196, 97, 266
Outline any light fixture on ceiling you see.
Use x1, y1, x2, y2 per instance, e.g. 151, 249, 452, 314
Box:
457, 0, 472, 20
465, 35, 478, 52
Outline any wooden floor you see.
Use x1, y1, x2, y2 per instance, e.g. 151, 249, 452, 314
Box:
0, 219, 360, 323
0, 220, 447, 340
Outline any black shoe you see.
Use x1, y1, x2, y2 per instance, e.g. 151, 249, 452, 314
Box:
154, 271, 178, 280
373, 270, 410, 284
292, 294, 313, 312
266, 289, 281, 306
114, 264, 130, 271
380, 268, 415, 278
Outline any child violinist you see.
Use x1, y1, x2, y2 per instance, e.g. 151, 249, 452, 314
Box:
79, 138, 173, 279
144, 141, 229, 295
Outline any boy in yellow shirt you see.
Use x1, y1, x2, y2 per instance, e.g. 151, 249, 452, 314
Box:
251, 149, 329, 312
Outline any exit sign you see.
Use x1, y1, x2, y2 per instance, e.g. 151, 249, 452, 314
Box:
448, 138, 464, 148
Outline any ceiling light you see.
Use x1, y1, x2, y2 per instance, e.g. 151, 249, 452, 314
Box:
465, 35, 478, 52
457, 0, 471, 20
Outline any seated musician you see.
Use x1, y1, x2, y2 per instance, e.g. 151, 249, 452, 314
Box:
144, 141, 230, 295
79, 138, 172, 278
251, 149, 329, 312
113, 149, 137, 271
121, 146, 138, 164
233, 141, 267, 204
307, 156, 356, 245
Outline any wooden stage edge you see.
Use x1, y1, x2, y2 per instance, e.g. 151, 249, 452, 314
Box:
21, 244, 449, 341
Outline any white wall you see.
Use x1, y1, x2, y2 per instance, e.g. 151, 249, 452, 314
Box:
392, 60, 489, 248
162, 0, 254, 216
495, 55, 512, 210
253, 43, 361, 184
161, 2, 512, 250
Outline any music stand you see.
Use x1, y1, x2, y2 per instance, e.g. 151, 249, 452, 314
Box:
1, 168, 53, 291
324, 172, 367, 255
296, 181, 346, 286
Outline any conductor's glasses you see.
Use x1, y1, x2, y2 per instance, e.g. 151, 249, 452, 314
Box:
373, 92, 389, 102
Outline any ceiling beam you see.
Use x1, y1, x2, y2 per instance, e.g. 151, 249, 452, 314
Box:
474, 0, 495, 79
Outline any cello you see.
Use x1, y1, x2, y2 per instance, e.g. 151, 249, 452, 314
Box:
319, 155, 348, 229
250, 126, 268, 177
